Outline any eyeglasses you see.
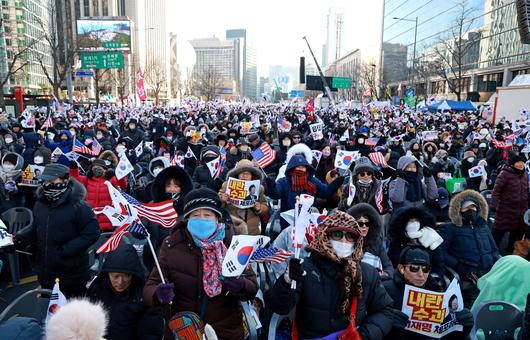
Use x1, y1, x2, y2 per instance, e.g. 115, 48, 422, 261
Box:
357, 221, 370, 228
406, 265, 431, 273
292, 136, 301, 140
358, 172, 373, 177
329, 230, 355, 242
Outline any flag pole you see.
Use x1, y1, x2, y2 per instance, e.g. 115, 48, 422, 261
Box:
291, 196, 300, 290
143, 227, 166, 284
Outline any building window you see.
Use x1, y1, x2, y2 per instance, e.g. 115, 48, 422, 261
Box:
83, 0, 90, 17
477, 73, 503, 92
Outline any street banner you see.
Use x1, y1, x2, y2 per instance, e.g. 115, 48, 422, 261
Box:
401, 278, 463, 338
225, 178, 261, 209
222, 235, 270, 277
136, 67, 147, 101
19, 165, 45, 186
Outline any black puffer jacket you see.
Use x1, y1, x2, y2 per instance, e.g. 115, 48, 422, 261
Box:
87, 243, 163, 340
268, 254, 393, 339
16, 179, 100, 287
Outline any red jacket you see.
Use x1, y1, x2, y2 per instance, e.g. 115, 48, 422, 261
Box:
70, 168, 128, 231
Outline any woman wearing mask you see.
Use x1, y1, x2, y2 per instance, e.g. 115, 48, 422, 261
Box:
143, 188, 259, 339
267, 211, 394, 339
315, 144, 335, 182
491, 153, 529, 253
269, 132, 291, 175
409, 142, 424, 163
3, 131, 23, 155
143, 165, 193, 272
226, 137, 252, 170
44, 130, 73, 166
192, 146, 224, 192
339, 157, 380, 211
22, 149, 52, 209
69, 159, 128, 231
389, 155, 438, 210
0, 153, 25, 212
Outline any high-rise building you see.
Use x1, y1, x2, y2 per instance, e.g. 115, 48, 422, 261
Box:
382, 42, 408, 85
324, 49, 361, 100
322, 7, 345, 67
226, 29, 257, 100
0, 0, 54, 93
189, 37, 238, 97
381, 0, 530, 100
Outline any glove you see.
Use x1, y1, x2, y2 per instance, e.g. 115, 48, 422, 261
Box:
395, 169, 405, 178
223, 277, 245, 294
69, 160, 78, 169
390, 309, 409, 329
285, 258, 306, 283
105, 169, 115, 180
423, 167, 432, 178
4, 181, 17, 193
155, 283, 175, 304
417, 227, 444, 250
455, 309, 474, 328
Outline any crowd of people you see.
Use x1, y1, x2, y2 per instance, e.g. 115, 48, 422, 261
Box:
0, 97, 529, 340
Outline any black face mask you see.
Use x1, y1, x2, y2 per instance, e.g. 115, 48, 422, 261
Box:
462, 210, 477, 224
512, 166, 525, 175
42, 181, 69, 202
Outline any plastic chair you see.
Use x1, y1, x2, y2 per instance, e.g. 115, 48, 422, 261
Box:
88, 232, 114, 274
267, 312, 292, 340
0, 288, 52, 324
471, 301, 523, 340
1, 207, 33, 285
241, 301, 258, 340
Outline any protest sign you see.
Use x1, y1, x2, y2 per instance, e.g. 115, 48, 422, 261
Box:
309, 122, 324, 140
422, 131, 438, 141
401, 278, 464, 338
222, 235, 270, 277
225, 177, 261, 209
0, 225, 13, 248
19, 165, 45, 187
240, 122, 257, 135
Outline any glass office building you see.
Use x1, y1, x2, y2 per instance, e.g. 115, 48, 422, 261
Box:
382, 0, 530, 101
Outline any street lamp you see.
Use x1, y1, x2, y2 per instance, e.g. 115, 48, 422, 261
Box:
393, 16, 418, 89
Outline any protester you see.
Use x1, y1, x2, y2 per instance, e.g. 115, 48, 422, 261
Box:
14, 164, 100, 297
267, 211, 394, 339
143, 188, 258, 339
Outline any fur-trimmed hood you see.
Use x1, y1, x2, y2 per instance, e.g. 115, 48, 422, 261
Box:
448, 189, 488, 226
388, 206, 436, 244
98, 150, 119, 168
347, 203, 383, 252
148, 156, 170, 176
285, 143, 312, 166
151, 165, 193, 204
423, 142, 438, 154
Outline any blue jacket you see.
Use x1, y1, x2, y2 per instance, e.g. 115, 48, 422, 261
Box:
267, 155, 341, 216
44, 130, 72, 165
21, 132, 39, 167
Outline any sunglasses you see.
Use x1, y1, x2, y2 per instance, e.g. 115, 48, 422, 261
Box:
292, 136, 301, 140
329, 230, 355, 242
357, 221, 370, 227
406, 265, 431, 273
358, 172, 373, 177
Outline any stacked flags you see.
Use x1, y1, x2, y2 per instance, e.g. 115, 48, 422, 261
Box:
368, 152, 389, 168
96, 220, 148, 253
250, 247, 292, 264
251, 143, 276, 168
91, 139, 102, 156
118, 187, 178, 228
73, 139, 95, 155
41, 115, 53, 129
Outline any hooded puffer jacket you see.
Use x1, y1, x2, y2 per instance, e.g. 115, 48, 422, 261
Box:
70, 163, 128, 231
87, 243, 162, 340
44, 130, 73, 165
440, 190, 500, 276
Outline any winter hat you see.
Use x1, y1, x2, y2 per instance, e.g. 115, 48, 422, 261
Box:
463, 151, 476, 160
437, 188, 450, 207
200, 145, 220, 161
479, 142, 487, 148
45, 299, 108, 340
91, 159, 108, 169
236, 137, 249, 146
399, 246, 431, 266
461, 199, 477, 209
182, 188, 222, 218
247, 134, 260, 144
508, 153, 525, 166
353, 156, 375, 175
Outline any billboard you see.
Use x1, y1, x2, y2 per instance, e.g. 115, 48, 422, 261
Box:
77, 18, 131, 51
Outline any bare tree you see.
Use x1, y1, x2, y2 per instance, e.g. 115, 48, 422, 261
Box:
144, 58, 167, 105
34, 0, 75, 98
195, 65, 223, 101
93, 68, 111, 106
358, 62, 380, 100
431, 0, 477, 101
112, 69, 129, 107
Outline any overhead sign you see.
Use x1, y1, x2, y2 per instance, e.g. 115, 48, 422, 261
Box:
289, 90, 305, 98
332, 77, 351, 89
80, 52, 124, 69
75, 70, 95, 77
76, 18, 131, 52
305, 75, 338, 92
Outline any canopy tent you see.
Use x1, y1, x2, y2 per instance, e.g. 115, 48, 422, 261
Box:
428, 100, 477, 111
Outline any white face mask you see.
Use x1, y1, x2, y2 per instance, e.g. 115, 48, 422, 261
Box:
69, 130, 76, 137
116, 146, 126, 154
359, 178, 373, 185
467, 157, 475, 163
357, 138, 365, 144
200, 128, 206, 133
406, 221, 422, 239
4, 138, 13, 144
239, 145, 248, 152
330, 240, 355, 258
34, 156, 44, 164
3, 164, 14, 171
153, 167, 163, 177
282, 140, 291, 147
96, 134, 103, 139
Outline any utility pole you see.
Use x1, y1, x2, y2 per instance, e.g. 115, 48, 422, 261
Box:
393, 16, 418, 89
302, 36, 335, 105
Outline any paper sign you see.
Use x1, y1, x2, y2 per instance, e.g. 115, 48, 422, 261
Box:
222, 235, 270, 277
437, 172, 452, 180
309, 123, 324, 140
19, 165, 45, 187
422, 131, 438, 141
225, 178, 261, 209
240, 122, 257, 135
468, 165, 486, 178
401, 278, 464, 338
0, 227, 13, 248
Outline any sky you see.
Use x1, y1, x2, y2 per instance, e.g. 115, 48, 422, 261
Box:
167, 0, 383, 77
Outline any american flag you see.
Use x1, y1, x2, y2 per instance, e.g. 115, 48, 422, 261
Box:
120, 190, 178, 228
365, 137, 379, 147
170, 153, 184, 167
375, 184, 384, 214
250, 247, 292, 264
491, 139, 507, 149
41, 115, 53, 129
73, 139, 94, 155
251, 143, 276, 168
96, 220, 148, 253
369, 152, 389, 168
92, 139, 102, 156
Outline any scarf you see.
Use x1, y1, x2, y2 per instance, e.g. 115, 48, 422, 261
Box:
306, 211, 364, 315
290, 170, 316, 195
402, 171, 424, 202
191, 226, 227, 298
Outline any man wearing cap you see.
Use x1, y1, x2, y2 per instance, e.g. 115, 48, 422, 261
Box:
14, 163, 100, 297
383, 246, 474, 339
